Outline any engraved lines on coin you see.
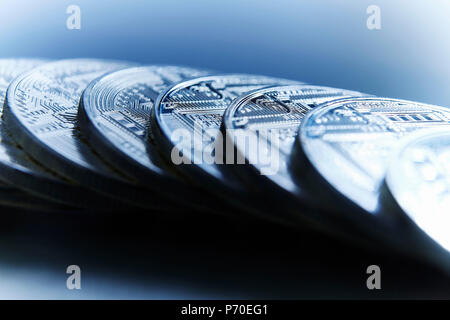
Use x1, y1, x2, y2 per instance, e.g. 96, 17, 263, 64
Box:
149, 73, 302, 223
0, 58, 80, 209
0, 59, 47, 103
16, 95, 94, 169
0, 60, 47, 173
162, 76, 297, 132
225, 85, 365, 192
154, 75, 299, 176
299, 97, 450, 213
3, 59, 172, 210
81, 66, 210, 175
7, 59, 131, 173
0, 60, 52, 174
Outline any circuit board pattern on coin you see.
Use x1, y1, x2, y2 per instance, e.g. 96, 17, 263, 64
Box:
0, 59, 49, 175
0, 59, 47, 103
385, 129, 450, 251
0, 58, 75, 209
80, 65, 210, 182
299, 97, 450, 212
152, 74, 300, 184
0, 59, 157, 209
4, 59, 131, 175
2, 59, 178, 210
223, 85, 366, 194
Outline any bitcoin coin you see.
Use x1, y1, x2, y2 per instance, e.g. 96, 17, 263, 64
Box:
3, 59, 178, 211
222, 85, 366, 212
78, 65, 234, 213
150, 74, 302, 218
383, 128, 450, 255
0, 59, 46, 185
0, 58, 75, 211
296, 97, 450, 215
79, 65, 210, 185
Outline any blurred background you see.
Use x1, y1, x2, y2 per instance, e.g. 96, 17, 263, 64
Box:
0, 0, 450, 299
2, 0, 450, 106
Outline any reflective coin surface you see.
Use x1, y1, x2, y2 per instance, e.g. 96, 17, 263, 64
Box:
222, 84, 366, 207
79, 65, 210, 185
0, 58, 72, 210
3, 59, 176, 210
0, 59, 45, 191
151, 74, 299, 191
385, 128, 450, 253
0, 58, 102, 209
297, 97, 450, 213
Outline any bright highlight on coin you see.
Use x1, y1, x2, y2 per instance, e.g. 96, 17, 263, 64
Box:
297, 97, 450, 213
384, 129, 450, 252
0, 55, 448, 274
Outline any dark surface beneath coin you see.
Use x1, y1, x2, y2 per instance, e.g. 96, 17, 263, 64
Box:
0, 206, 448, 299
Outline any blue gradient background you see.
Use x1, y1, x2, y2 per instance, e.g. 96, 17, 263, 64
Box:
1, 0, 449, 106
1, 0, 450, 299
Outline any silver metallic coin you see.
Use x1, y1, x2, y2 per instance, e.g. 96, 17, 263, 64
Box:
150, 74, 300, 216
151, 74, 299, 185
3, 59, 177, 211
0, 59, 45, 193
384, 128, 450, 255
0, 58, 74, 211
78, 65, 229, 212
79, 65, 210, 185
0, 58, 103, 210
296, 97, 450, 215
222, 84, 366, 212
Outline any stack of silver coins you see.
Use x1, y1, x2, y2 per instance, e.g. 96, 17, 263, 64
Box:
1, 58, 449, 273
